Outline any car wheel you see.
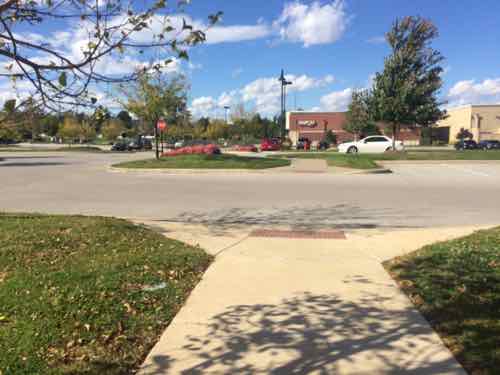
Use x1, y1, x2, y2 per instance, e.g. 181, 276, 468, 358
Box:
347, 146, 358, 154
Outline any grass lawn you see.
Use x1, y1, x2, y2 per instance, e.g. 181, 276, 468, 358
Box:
113, 153, 291, 170
0, 214, 212, 374
279, 150, 500, 169
384, 227, 500, 375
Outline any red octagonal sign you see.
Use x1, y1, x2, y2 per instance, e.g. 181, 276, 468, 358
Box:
157, 119, 167, 130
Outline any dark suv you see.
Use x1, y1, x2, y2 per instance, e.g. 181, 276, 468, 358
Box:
454, 139, 478, 150
128, 137, 152, 151
478, 140, 500, 150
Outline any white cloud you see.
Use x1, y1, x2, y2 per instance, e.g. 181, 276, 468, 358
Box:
190, 73, 335, 118
447, 78, 500, 107
189, 91, 239, 118
366, 36, 385, 44
319, 88, 353, 111
274, 0, 348, 47
218, 91, 237, 107
190, 96, 217, 118
241, 73, 335, 115
119, 14, 271, 46
205, 24, 271, 44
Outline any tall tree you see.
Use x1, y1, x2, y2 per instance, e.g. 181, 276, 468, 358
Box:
102, 119, 125, 141
120, 71, 189, 158
58, 116, 81, 145
344, 89, 374, 141
370, 16, 447, 149
0, 1, 221, 112
116, 110, 133, 129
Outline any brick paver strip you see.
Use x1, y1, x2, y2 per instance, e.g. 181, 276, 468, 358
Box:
250, 229, 346, 239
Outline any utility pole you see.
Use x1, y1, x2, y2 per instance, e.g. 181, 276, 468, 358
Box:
279, 69, 293, 138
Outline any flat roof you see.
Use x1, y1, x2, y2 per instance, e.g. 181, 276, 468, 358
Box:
446, 104, 500, 111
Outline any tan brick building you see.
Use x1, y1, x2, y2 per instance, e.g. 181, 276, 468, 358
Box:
436, 104, 500, 143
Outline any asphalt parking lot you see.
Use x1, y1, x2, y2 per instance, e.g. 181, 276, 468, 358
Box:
1, 151, 500, 231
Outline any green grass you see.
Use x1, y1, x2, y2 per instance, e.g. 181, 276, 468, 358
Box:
384, 227, 500, 375
113, 154, 291, 170
279, 150, 500, 169
0, 214, 212, 374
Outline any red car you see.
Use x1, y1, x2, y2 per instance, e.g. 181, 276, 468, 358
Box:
260, 138, 281, 151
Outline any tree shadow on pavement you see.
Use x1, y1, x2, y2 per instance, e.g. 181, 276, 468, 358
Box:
156, 204, 424, 236
141, 292, 463, 375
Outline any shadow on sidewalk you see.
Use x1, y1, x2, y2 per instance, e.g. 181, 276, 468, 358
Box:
155, 204, 423, 236
141, 291, 462, 375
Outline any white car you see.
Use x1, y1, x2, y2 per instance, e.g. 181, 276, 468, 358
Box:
337, 135, 404, 154
174, 140, 185, 149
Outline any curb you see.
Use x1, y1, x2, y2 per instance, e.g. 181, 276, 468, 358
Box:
337, 168, 393, 175
108, 166, 281, 175
109, 165, 393, 176
380, 160, 500, 166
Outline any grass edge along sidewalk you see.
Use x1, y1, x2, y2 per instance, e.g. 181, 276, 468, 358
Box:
278, 150, 500, 170
0, 213, 212, 375
384, 226, 500, 375
113, 153, 291, 170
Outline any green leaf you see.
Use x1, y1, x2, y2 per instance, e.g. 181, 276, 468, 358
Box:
58, 72, 67, 87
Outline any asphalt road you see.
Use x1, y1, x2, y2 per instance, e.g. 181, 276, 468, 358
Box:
1, 151, 500, 231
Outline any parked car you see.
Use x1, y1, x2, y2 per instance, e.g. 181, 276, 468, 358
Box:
260, 138, 281, 151
478, 140, 500, 150
338, 135, 404, 154
111, 142, 129, 152
454, 139, 478, 150
318, 141, 330, 150
296, 137, 311, 150
128, 137, 152, 151
174, 140, 185, 149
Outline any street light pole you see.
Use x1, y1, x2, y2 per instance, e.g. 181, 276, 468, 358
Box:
279, 69, 293, 139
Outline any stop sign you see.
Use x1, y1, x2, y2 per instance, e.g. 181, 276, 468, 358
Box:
157, 119, 167, 130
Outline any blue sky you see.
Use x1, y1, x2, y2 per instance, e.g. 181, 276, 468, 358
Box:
4, 0, 500, 118
182, 0, 500, 118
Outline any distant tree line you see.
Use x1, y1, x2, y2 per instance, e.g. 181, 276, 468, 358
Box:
0, 71, 282, 145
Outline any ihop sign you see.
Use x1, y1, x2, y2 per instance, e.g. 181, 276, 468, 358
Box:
297, 120, 318, 128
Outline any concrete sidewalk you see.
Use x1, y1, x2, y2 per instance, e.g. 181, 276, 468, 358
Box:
137, 223, 484, 374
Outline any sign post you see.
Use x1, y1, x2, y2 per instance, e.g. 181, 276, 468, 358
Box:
157, 119, 167, 156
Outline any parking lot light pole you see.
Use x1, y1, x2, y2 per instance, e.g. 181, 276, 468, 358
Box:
279, 69, 293, 138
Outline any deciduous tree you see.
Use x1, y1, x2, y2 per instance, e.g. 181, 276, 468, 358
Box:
344, 89, 374, 141
102, 119, 125, 141
120, 71, 189, 158
370, 16, 447, 149
0, 1, 221, 112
